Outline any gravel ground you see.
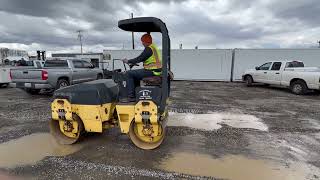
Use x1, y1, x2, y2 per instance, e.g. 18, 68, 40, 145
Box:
0, 81, 319, 180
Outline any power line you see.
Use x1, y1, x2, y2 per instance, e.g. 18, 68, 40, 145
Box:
77, 30, 83, 54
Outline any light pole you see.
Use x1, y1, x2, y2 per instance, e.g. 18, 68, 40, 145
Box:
77, 30, 83, 54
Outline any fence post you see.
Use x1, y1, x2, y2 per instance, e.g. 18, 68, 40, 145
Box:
230, 49, 236, 82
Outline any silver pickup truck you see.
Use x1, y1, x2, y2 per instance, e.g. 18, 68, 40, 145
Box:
11, 59, 104, 94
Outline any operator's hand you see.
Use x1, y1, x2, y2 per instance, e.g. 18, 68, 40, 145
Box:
122, 58, 129, 64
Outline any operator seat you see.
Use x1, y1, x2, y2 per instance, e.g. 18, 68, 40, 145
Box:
142, 76, 162, 86
142, 71, 174, 86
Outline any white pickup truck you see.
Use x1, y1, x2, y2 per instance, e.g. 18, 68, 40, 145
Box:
242, 61, 320, 95
0, 60, 44, 88
0, 67, 11, 87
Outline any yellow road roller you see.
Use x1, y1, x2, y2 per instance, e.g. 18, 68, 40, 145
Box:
50, 17, 172, 150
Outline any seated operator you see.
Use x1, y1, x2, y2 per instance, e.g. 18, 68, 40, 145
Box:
122, 33, 162, 102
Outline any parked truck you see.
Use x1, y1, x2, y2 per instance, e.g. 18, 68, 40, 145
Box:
11, 59, 103, 94
242, 61, 320, 95
0, 67, 11, 87
0, 60, 44, 88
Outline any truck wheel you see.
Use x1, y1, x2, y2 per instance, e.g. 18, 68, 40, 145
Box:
290, 80, 308, 95
97, 74, 103, 80
56, 79, 69, 89
245, 75, 253, 87
25, 88, 40, 95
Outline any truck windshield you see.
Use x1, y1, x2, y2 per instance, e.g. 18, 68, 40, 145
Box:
285, 61, 304, 68
44, 60, 68, 67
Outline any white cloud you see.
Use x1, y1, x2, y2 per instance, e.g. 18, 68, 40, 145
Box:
0, 0, 320, 55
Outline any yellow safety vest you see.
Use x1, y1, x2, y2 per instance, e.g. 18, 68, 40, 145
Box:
144, 43, 162, 76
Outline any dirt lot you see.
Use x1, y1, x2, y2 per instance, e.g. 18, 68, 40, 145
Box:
0, 81, 320, 180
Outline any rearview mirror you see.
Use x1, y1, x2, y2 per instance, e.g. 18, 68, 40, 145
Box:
255, 66, 260, 70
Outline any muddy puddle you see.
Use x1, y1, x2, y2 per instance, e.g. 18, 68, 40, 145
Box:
0, 133, 82, 168
168, 112, 268, 131
0, 171, 23, 180
158, 152, 313, 180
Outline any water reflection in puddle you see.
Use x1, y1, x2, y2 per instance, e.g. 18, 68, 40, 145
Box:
158, 152, 310, 180
168, 112, 268, 131
0, 171, 22, 180
0, 133, 82, 168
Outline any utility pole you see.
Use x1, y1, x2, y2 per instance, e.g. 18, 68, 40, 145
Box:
131, 13, 135, 50
77, 30, 83, 54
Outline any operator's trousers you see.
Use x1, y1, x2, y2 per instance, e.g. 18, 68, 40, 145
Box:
126, 69, 154, 97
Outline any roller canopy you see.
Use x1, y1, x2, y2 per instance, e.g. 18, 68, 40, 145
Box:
118, 17, 165, 33
118, 17, 170, 113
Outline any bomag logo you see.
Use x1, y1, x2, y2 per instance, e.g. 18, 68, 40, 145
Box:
139, 89, 152, 99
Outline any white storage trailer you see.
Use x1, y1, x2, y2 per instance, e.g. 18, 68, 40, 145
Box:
51, 53, 109, 70
103, 49, 233, 81
103, 50, 143, 71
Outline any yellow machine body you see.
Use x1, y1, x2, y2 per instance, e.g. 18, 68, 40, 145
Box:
51, 98, 167, 149
51, 99, 116, 133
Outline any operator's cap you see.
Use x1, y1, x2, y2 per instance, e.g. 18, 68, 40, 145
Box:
141, 34, 152, 44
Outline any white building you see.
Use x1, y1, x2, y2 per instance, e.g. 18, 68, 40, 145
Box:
0, 48, 28, 64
